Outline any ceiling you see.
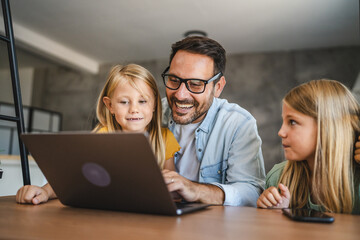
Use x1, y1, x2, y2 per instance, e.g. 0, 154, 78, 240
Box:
1, 0, 359, 73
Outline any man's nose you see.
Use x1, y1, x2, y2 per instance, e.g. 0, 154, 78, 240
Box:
173, 82, 191, 100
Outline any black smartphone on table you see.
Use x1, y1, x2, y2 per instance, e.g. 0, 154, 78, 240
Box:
282, 208, 334, 223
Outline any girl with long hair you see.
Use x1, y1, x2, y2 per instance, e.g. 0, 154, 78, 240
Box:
16, 64, 180, 205
257, 79, 360, 214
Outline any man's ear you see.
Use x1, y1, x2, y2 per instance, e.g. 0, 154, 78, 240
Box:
214, 76, 226, 98
103, 96, 113, 114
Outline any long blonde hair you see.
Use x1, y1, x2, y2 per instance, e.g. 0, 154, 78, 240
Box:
279, 79, 360, 213
93, 64, 166, 168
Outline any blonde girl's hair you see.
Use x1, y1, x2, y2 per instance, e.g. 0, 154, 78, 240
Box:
279, 79, 360, 213
93, 64, 166, 169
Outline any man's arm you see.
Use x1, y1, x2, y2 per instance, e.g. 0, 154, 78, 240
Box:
162, 117, 265, 206
161, 99, 265, 206
210, 117, 266, 206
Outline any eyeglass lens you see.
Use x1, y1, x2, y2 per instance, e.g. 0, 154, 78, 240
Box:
164, 76, 206, 93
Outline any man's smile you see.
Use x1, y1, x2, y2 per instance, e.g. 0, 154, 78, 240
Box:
175, 102, 194, 109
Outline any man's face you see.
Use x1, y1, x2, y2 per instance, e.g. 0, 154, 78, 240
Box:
166, 50, 217, 125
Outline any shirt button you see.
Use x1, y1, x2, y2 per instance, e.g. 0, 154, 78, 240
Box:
217, 170, 221, 174
170, 121, 173, 124
196, 129, 200, 132
198, 148, 202, 152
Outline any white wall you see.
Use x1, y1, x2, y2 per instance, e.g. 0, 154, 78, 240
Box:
0, 68, 34, 106
0, 157, 47, 196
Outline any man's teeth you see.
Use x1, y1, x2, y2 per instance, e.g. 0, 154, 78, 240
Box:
175, 102, 193, 108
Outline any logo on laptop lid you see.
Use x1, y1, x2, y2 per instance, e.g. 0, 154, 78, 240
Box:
82, 162, 111, 187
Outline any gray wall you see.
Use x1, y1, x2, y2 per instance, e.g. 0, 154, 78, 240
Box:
31, 46, 360, 172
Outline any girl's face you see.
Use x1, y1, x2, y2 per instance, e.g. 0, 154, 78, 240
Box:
278, 102, 317, 167
103, 79, 155, 133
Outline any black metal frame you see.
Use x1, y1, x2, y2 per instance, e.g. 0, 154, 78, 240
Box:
0, 0, 30, 185
0, 102, 63, 155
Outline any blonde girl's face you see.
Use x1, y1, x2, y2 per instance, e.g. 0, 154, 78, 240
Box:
278, 102, 317, 167
103, 79, 155, 133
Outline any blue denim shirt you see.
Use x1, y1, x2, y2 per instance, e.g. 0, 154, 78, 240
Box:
162, 97, 265, 206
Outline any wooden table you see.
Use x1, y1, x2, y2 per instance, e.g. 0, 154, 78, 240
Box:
0, 196, 359, 239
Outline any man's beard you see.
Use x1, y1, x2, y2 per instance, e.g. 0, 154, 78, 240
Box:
168, 95, 214, 125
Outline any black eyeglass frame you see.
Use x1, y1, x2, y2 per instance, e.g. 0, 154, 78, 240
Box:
161, 66, 223, 94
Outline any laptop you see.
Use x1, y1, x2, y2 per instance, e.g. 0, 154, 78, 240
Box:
20, 132, 211, 215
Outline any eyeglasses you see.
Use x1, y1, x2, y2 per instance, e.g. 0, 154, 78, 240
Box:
161, 66, 223, 94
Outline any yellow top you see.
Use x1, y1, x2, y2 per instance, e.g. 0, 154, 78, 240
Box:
96, 127, 180, 160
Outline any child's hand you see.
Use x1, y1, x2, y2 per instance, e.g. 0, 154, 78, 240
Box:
16, 184, 51, 205
257, 183, 290, 209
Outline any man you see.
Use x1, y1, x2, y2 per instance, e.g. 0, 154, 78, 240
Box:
16, 36, 266, 207
161, 36, 265, 206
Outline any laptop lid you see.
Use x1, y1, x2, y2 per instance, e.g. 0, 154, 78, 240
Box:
21, 132, 209, 215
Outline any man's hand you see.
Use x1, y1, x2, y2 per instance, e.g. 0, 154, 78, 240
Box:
257, 183, 290, 209
162, 169, 225, 204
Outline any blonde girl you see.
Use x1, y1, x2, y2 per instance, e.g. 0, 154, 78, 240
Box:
16, 64, 180, 205
94, 64, 179, 169
257, 79, 360, 214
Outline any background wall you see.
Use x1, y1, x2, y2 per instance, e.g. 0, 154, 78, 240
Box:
0, 68, 34, 106
30, 46, 360, 172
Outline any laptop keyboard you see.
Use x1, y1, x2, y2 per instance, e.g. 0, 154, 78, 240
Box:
175, 202, 194, 209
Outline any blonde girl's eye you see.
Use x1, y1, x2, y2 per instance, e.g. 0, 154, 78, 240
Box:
139, 99, 147, 104
290, 120, 297, 125
120, 100, 129, 104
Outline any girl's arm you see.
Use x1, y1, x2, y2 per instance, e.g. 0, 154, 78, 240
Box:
16, 183, 57, 205
257, 183, 290, 208
163, 157, 176, 171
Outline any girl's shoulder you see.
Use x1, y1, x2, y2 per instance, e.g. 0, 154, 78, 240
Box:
96, 126, 109, 133
265, 161, 287, 188
161, 127, 179, 147
161, 127, 174, 139
267, 161, 287, 177
161, 127, 168, 135
161, 128, 181, 160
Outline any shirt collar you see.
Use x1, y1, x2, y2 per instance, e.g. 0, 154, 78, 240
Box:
197, 97, 219, 133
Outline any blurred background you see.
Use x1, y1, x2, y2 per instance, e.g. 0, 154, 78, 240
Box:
0, 0, 359, 174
